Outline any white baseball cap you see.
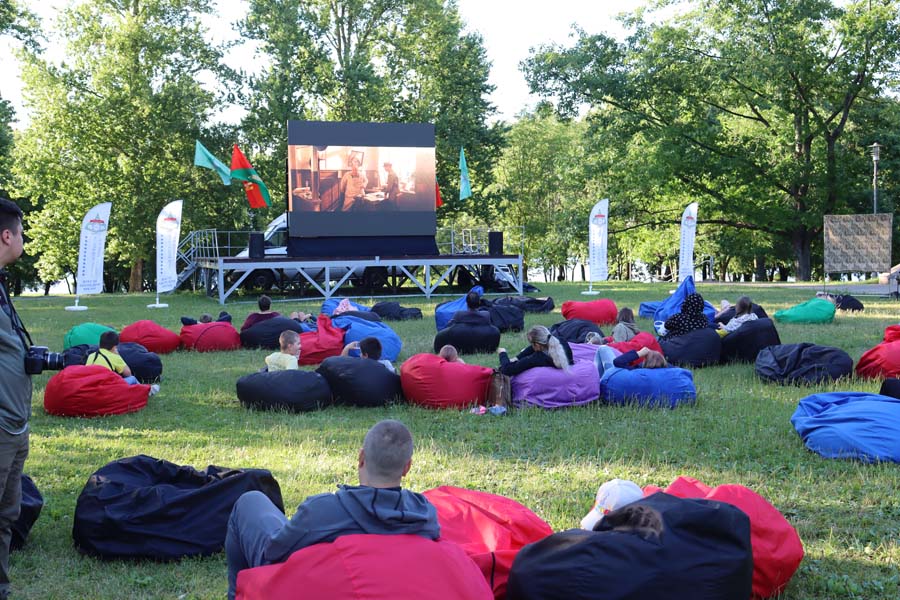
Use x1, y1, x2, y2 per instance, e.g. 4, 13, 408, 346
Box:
580, 479, 644, 531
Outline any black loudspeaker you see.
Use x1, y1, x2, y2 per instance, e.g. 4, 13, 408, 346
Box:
249, 233, 265, 259
488, 231, 503, 256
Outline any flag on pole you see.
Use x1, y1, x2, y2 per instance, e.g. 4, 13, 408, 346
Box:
435, 182, 443, 208
458, 147, 472, 200
678, 202, 699, 281
75, 202, 112, 296
194, 141, 232, 185
230, 144, 271, 209
588, 199, 609, 282
155, 200, 184, 294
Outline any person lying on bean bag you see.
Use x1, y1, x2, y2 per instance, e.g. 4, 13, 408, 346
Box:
716, 295, 758, 337
240, 295, 280, 332
370, 300, 423, 321
498, 325, 573, 376
595, 345, 667, 377
341, 336, 395, 373
180, 321, 242, 352
549, 319, 602, 345
265, 330, 302, 371
610, 307, 640, 342
180, 311, 232, 326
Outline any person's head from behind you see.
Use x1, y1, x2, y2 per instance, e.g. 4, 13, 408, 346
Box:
359, 419, 414, 487
359, 336, 382, 360
682, 293, 705, 315
526, 325, 569, 370
735, 295, 753, 316
383, 161, 393, 172
465, 290, 481, 310
279, 330, 301, 357
199, 313, 213, 323
617, 307, 635, 324
99, 331, 120, 352
258, 295, 272, 312
585, 331, 604, 345
642, 350, 667, 369
0, 197, 24, 267
438, 344, 460, 362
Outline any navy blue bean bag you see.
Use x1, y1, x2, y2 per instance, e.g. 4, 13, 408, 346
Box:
549, 319, 603, 344
240, 316, 308, 349
601, 367, 696, 408
714, 303, 769, 324
370, 301, 423, 321
507, 492, 753, 600
879, 378, 900, 399
492, 296, 555, 313
73, 455, 284, 560
332, 315, 402, 361
487, 304, 524, 333
755, 343, 853, 385
321, 298, 370, 316
791, 392, 900, 462
435, 286, 484, 330
433, 312, 501, 355
642, 276, 716, 325
659, 327, 722, 367
236, 370, 332, 412
11, 474, 43, 551
316, 356, 402, 408
720, 318, 781, 364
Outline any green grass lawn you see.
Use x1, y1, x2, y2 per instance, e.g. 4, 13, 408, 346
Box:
10, 282, 900, 599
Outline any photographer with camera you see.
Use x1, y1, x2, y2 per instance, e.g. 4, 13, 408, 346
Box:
0, 198, 33, 599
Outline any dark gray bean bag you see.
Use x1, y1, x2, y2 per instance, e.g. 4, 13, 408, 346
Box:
720, 318, 781, 364
659, 327, 722, 367
493, 296, 555, 313
370, 301, 424, 321
488, 304, 525, 333
833, 294, 864, 312
549, 319, 603, 344
433, 311, 501, 355
879, 378, 900, 399
11, 474, 42, 551
714, 303, 769, 325
316, 356, 402, 407
236, 370, 332, 412
755, 343, 853, 385
339, 310, 382, 322
240, 316, 307, 350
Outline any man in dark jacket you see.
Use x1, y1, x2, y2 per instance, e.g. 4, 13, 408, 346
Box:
225, 420, 440, 599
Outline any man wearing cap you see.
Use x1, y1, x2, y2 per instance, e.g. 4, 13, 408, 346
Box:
580, 479, 644, 531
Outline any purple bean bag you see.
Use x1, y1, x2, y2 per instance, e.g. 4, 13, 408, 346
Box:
569, 342, 621, 364
510, 361, 599, 409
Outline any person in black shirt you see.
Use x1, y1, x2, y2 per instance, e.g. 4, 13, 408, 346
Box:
497, 325, 573, 376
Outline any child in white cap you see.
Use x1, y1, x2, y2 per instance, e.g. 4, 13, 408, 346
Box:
580, 479, 644, 531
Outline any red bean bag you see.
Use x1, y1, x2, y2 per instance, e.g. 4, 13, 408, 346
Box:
298, 314, 346, 366
235, 533, 492, 600
883, 325, 900, 343
44, 365, 150, 417
608, 331, 663, 366
400, 354, 493, 409
424, 486, 553, 600
644, 476, 803, 599
120, 320, 181, 354
561, 299, 618, 325
179, 322, 241, 352
855, 340, 900, 379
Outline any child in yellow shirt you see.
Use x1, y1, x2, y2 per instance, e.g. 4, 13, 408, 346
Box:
265, 330, 301, 371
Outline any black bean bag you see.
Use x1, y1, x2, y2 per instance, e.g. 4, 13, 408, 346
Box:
756, 343, 854, 385
432, 312, 501, 355
239, 316, 307, 349
659, 327, 722, 367
73, 455, 284, 560
507, 492, 753, 600
370, 301, 423, 321
339, 309, 382, 322
879, 378, 900, 399
117, 342, 163, 383
834, 294, 864, 312
549, 319, 603, 344
720, 318, 781, 364
62, 344, 93, 367
493, 296, 555, 313
11, 474, 43, 551
488, 304, 525, 333
236, 370, 332, 412
316, 356, 402, 408
714, 303, 769, 324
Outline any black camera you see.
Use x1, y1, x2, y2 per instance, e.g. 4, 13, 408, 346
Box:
24, 345, 65, 375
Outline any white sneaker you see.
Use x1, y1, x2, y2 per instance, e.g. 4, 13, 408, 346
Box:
149, 384, 160, 396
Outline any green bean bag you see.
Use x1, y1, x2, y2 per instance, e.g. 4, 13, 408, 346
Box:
773, 298, 835, 324
63, 323, 116, 350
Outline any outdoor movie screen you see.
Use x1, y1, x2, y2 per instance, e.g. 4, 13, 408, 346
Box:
286, 121, 436, 238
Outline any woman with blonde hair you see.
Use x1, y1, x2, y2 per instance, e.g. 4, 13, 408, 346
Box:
497, 325, 574, 376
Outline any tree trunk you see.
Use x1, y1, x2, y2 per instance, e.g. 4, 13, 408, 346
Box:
778, 265, 790, 281
755, 255, 767, 282
43, 281, 51, 296
129, 259, 144, 293
556, 265, 565, 282
791, 229, 813, 281
580, 263, 586, 281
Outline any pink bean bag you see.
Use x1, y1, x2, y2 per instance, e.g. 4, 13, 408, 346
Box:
120, 320, 181, 354
44, 365, 150, 417
855, 340, 900, 379
235, 534, 492, 600
298, 315, 346, 366
179, 322, 241, 352
561, 299, 618, 325
424, 486, 553, 600
510, 360, 600, 408
400, 354, 493, 409
644, 476, 803, 599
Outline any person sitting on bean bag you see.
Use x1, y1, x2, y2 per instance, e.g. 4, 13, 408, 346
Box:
225, 420, 440, 600
86, 331, 159, 394
449, 291, 491, 326
341, 336, 395, 373
265, 330, 301, 372
580, 479, 644, 531
438, 344, 465, 364
497, 325, 574, 376
181, 311, 232, 326
663, 292, 710, 337
241, 295, 280, 332
611, 307, 639, 343
717, 295, 758, 338
595, 344, 667, 377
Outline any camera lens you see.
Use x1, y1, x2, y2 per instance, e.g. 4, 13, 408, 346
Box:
44, 352, 65, 371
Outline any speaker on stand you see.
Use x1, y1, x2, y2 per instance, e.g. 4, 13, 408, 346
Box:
488, 231, 504, 256
249, 233, 265, 259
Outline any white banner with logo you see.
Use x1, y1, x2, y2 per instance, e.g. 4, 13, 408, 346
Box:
588, 199, 609, 282
75, 202, 112, 296
155, 200, 183, 294
678, 202, 699, 281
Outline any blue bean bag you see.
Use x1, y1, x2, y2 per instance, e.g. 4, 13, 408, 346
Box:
321, 298, 370, 316
332, 315, 402, 361
642, 277, 716, 325
791, 392, 900, 462
601, 367, 696, 408
436, 286, 484, 330
638, 301, 661, 320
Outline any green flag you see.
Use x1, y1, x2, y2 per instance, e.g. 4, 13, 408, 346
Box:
194, 141, 232, 185
459, 147, 472, 200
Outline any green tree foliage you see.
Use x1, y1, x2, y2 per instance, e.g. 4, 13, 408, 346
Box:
525, 0, 900, 280
12, 0, 244, 290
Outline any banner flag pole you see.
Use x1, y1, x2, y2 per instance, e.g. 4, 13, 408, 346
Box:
66, 202, 112, 311
148, 199, 183, 309
582, 199, 608, 295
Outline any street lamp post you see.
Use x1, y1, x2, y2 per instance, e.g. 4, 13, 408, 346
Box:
870, 142, 881, 214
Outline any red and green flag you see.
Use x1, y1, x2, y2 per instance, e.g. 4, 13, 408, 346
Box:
230, 144, 271, 209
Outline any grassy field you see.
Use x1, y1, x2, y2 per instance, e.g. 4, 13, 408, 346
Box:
9, 282, 900, 599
